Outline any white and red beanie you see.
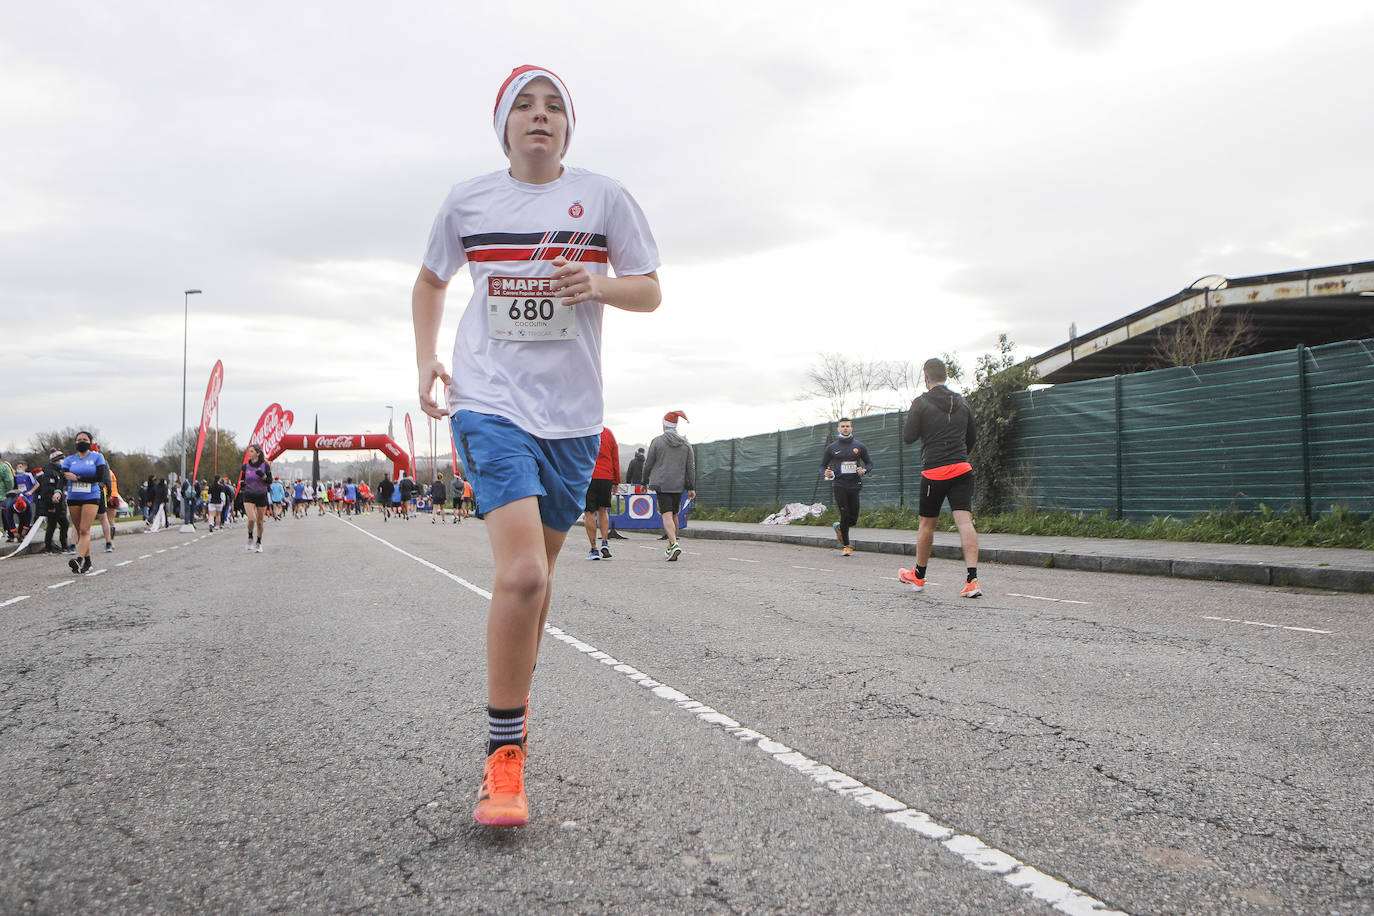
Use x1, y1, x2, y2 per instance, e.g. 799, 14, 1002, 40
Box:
662, 410, 689, 430
493, 65, 576, 156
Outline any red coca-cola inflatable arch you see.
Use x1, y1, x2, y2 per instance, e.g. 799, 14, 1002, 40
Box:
268, 433, 411, 481
248, 404, 412, 481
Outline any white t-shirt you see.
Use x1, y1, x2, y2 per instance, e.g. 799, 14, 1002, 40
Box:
423, 166, 660, 439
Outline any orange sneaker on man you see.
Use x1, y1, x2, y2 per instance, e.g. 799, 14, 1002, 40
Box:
474, 744, 528, 827
842, 546, 854, 558
897, 568, 925, 592
960, 579, 983, 598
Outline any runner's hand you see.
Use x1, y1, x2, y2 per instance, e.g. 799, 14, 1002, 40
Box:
418, 358, 452, 420
550, 256, 602, 305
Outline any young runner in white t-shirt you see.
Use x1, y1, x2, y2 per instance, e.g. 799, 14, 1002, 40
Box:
411, 65, 661, 828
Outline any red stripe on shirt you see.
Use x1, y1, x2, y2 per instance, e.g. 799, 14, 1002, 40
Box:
466, 248, 609, 263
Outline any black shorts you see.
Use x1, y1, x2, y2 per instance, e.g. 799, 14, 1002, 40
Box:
918, 471, 973, 517
242, 492, 269, 508
584, 478, 613, 512
656, 491, 682, 515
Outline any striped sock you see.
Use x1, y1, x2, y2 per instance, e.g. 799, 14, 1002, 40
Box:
487, 705, 526, 755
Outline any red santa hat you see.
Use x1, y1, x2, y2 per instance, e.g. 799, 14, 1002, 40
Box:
493, 65, 576, 156
662, 410, 689, 430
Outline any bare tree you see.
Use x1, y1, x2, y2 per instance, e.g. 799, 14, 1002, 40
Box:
803, 352, 858, 419
1152, 304, 1260, 368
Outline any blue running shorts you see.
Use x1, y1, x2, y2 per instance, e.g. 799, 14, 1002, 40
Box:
451, 410, 600, 530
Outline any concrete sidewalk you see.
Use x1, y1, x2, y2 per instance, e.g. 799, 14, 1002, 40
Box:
683, 520, 1374, 593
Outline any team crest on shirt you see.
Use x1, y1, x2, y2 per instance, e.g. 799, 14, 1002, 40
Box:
568, 201, 584, 218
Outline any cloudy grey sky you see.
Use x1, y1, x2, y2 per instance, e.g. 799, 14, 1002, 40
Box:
4, 0, 1371, 458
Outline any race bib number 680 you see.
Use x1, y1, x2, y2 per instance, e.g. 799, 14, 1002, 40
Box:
486, 276, 578, 342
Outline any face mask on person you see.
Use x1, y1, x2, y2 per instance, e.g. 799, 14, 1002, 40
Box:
75, 440, 91, 453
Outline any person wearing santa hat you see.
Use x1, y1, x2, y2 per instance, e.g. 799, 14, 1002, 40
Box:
410, 65, 662, 828
642, 411, 695, 560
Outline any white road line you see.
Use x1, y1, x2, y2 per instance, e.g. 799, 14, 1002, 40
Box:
47, 581, 74, 590
88, 569, 107, 577
117, 560, 133, 567
139, 554, 152, 559
155, 549, 167, 554
1202, 616, 1332, 635
728, 557, 759, 563
2, 595, 32, 607
1008, 593, 1090, 605
792, 566, 832, 572
341, 518, 1126, 916
170, 546, 180, 550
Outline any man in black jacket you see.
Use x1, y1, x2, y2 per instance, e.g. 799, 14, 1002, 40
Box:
38, 449, 70, 554
897, 358, 982, 598
819, 418, 871, 558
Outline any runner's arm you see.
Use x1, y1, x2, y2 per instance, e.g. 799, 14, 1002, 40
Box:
413, 266, 454, 420
550, 258, 660, 312
902, 399, 923, 445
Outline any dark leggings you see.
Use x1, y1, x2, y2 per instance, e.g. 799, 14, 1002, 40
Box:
43, 502, 70, 549
833, 486, 860, 546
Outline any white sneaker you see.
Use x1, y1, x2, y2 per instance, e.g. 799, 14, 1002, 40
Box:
255, 543, 263, 553
245, 542, 254, 552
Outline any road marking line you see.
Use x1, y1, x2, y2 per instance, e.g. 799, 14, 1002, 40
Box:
156, 549, 167, 554
117, 560, 133, 567
2, 595, 31, 607
170, 546, 180, 550
139, 554, 152, 559
792, 566, 832, 572
88, 569, 107, 577
1202, 616, 1332, 635
1008, 593, 1090, 605
48, 581, 74, 589
337, 517, 491, 599
728, 557, 759, 563
342, 518, 1126, 916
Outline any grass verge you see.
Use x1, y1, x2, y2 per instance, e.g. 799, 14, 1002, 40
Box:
689, 503, 1374, 550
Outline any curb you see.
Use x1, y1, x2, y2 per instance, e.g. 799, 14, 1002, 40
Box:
683, 527, 1374, 594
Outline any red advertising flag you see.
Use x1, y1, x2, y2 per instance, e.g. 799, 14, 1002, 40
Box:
192, 360, 225, 481
404, 413, 416, 477
249, 403, 295, 461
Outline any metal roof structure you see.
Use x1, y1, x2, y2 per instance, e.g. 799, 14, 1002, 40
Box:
1029, 260, 1374, 384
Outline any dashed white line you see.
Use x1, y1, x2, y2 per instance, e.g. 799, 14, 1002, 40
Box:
47, 581, 75, 590
1203, 616, 1332, 635
792, 565, 832, 572
170, 545, 180, 550
340, 517, 1127, 916
728, 557, 760, 563
87, 569, 107, 578
1008, 593, 1090, 605
139, 554, 152, 559
156, 549, 167, 554
1, 595, 31, 607
117, 560, 133, 567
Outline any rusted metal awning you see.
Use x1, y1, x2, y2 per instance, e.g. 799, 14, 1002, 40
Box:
1030, 260, 1374, 383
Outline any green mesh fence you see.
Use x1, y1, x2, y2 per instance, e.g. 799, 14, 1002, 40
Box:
695, 339, 1374, 519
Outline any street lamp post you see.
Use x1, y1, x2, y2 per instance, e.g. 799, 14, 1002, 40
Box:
180, 289, 201, 531
385, 405, 394, 440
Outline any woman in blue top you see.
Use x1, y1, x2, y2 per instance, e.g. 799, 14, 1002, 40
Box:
61, 430, 109, 574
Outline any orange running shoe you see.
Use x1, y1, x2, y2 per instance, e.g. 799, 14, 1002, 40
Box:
474, 745, 528, 827
960, 579, 983, 598
897, 568, 925, 592
842, 546, 854, 558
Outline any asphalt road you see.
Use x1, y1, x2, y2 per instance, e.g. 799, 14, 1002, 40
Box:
2, 512, 1371, 914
